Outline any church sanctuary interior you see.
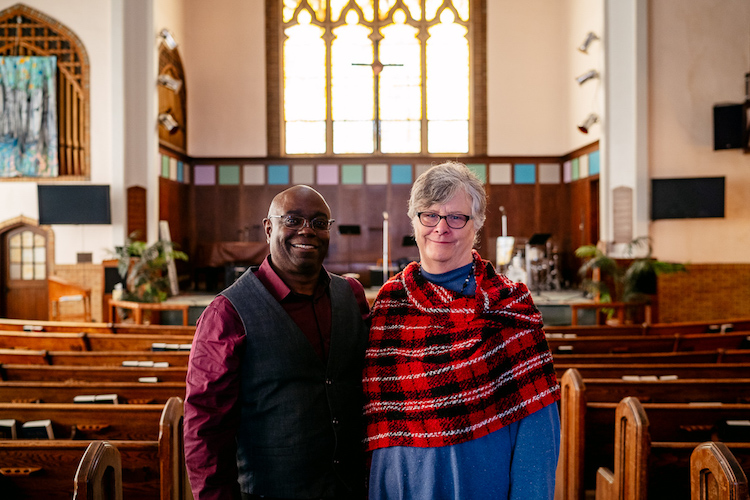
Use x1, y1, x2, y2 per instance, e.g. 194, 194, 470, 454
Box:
0, 1, 749, 499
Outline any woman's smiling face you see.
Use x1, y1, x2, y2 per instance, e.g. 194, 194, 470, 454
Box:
413, 189, 475, 275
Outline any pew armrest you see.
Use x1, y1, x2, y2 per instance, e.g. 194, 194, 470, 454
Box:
595, 467, 615, 500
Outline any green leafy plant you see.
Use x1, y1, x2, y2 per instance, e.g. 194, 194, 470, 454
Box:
112, 232, 188, 303
576, 236, 687, 304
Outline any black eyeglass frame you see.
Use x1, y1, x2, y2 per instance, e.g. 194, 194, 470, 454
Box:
417, 212, 472, 229
268, 215, 336, 232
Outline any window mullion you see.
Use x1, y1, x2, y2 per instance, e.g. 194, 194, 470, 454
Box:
324, 23, 334, 156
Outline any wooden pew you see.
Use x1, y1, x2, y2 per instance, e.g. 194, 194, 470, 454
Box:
576, 377, 750, 404
73, 440, 123, 500
0, 348, 190, 367
593, 398, 750, 500
0, 439, 159, 499
0, 318, 196, 336
594, 396, 649, 500
555, 369, 750, 500
0, 318, 112, 333
555, 362, 750, 380
546, 324, 647, 337
648, 318, 750, 336
554, 349, 750, 365
111, 324, 195, 336
0, 396, 189, 499
0, 402, 166, 440
0, 364, 188, 383
0, 331, 193, 352
0, 381, 185, 404
547, 331, 750, 355
690, 441, 749, 500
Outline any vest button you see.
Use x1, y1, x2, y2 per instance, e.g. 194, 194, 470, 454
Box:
332, 418, 339, 425
333, 459, 340, 465
325, 379, 333, 385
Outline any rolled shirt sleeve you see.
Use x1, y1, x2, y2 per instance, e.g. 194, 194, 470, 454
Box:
184, 296, 246, 500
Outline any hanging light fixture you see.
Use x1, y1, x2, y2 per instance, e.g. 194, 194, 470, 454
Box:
158, 112, 180, 134
577, 113, 599, 134
158, 74, 182, 93
575, 69, 599, 85
578, 32, 599, 54
159, 29, 178, 50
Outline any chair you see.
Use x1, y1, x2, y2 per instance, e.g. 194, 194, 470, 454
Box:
48, 275, 92, 322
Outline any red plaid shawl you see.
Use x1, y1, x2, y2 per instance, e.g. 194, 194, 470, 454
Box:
362, 251, 559, 450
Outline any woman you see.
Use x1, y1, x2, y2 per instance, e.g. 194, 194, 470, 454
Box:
363, 162, 560, 499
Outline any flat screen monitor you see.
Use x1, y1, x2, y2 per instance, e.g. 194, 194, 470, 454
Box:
38, 185, 112, 224
651, 177, 724, 220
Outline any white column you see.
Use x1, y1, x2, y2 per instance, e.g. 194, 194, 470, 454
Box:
602, 0, 649, 256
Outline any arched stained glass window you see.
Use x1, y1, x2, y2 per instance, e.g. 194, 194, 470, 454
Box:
273, 0, 482, 156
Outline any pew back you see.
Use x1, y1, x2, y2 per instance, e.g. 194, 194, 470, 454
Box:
73, 440, 123, 500
0, 381, 185, 404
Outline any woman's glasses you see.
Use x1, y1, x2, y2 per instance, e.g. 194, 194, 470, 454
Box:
417, 212, 471, 229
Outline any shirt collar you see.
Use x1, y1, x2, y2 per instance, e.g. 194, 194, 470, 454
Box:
256, 255, 330, 302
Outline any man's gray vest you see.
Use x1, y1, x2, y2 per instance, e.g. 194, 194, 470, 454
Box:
221, 269, 368, 498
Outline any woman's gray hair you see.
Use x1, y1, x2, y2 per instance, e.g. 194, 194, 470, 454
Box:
407, 161, 487, 233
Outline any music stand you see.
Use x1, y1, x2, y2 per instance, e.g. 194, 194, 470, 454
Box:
338, 225, 361, 275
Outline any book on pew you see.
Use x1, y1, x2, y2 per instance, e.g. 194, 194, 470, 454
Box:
138, 376, 159, 383
152, 342, 192, 352
22, 324, 44, 331
0, 418, 17, 439
74, 394, 119, 404
719, 419, 750, 441
20, 419, 54, 439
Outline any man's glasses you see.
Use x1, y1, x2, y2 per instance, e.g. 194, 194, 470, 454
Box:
417, 212, 472, 229
268, 215, 335, 232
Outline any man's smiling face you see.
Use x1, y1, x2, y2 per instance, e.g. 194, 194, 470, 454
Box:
263, 186, 331, 281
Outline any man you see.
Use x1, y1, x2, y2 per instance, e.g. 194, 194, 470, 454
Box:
184, 185, 370, 500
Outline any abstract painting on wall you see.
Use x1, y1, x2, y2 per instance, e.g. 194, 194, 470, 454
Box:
0, 56, 58, 177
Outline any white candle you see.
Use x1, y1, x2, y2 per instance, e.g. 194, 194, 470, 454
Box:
502, 214, 507, 237
382, 212, 389, 285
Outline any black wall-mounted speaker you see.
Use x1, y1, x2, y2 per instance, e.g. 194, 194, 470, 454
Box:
713, 103, 745, 150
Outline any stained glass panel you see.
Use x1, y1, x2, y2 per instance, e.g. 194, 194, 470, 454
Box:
379, 13, 421, 121
333, 121, 374, 154
284, 10, 327, 154
428, 120, 468, 153
286, 122, 326, 154
331, 11, 374, 153
332, 0, 374, 21
381, 120, 420, 153
281, 0, 473, 156
426, 9, 469, 152
283, 0, 326, 22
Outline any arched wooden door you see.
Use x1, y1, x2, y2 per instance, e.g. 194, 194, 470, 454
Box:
1, 225, 49, 320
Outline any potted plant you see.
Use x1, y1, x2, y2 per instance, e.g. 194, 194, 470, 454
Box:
112, 232, 188, 303
575, 236, 687, 320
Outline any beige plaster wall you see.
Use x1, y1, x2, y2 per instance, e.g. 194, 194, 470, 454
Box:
183, 0, 267, 157
648, 0, 750, 263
